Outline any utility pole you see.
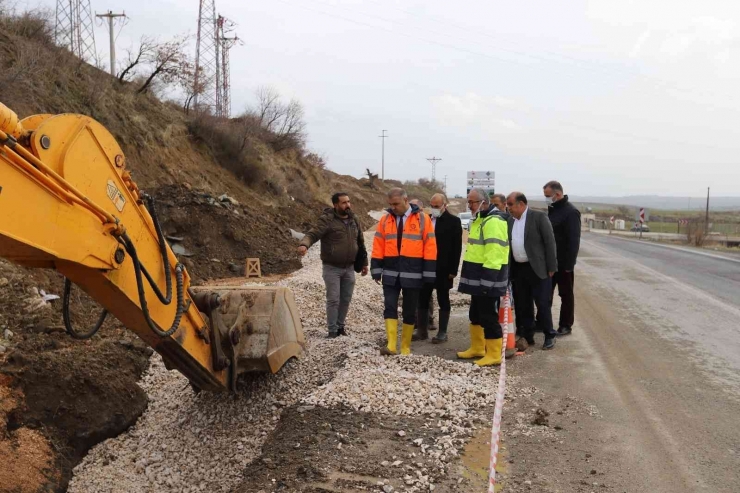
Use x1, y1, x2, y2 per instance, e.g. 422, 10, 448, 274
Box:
379, 130, 388, 181
427, 156, 442, 183
96, 10, 126, 76
444, 175, 448, 194
705, 187, 710, 233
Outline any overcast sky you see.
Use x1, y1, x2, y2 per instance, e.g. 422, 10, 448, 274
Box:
33, 0, 740, 198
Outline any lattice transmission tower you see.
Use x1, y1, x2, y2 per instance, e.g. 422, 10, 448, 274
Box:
194, 0, 240, 118
55, 0, 98, 63
194, 0, 219, 114
218, 16, 240, 118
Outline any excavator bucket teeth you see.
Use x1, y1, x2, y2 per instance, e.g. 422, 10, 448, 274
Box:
191, 285, 305, 375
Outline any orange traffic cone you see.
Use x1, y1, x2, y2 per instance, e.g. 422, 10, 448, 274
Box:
499, 303, 517, 359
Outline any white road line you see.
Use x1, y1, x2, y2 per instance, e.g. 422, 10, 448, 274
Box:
581, 238, 740, 319
593, 234, 740, 264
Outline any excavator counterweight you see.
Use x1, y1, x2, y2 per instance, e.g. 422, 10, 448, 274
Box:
0, 102, 304, 391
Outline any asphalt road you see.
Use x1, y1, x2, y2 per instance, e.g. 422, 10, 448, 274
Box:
500, 232, 740, 492
582, 232, 740, 390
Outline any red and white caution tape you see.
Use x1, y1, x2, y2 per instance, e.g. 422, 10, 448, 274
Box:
488, 290, 510, 492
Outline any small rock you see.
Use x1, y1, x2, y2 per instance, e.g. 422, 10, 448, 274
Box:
383, 486, 394, 493
3, 329, 13, 340
397, 431, 406, 437
0, 277, 8, 287
0, 345, 6, 354
218, 194, 239, 205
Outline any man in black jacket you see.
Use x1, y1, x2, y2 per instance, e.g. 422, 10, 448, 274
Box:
298, 192, 368, 338
412, 193, 463, 343
543, 181, 581, 336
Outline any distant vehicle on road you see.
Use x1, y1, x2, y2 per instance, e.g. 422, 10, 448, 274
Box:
459, 212, 472, 230
631, 224, 650, 232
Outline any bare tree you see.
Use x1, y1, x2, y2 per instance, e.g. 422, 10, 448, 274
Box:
245, 86, 307, 152
117, 36, 156, 83
365, 168, 379, 189
137, 35, 189, 94
177, 59, 205, 113
255, 85, 282, 130
271, 98, 306, 150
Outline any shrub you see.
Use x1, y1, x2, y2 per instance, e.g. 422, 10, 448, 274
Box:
187, 114, 266, 186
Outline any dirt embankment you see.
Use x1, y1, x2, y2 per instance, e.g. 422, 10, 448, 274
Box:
0, 10, 444, 492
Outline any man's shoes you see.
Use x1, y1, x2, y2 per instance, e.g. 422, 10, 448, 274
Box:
431, 310, 450, 344
525, 335, 536, 346
543, 337, 556, 350
326, 332, 339, 339
412, 310, 429, 341
515, 336, 529, 351
556, 326, 572, 336
337, 326, 347, 336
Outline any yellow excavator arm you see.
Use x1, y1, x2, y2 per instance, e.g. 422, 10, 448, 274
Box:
0, 102, 304, 391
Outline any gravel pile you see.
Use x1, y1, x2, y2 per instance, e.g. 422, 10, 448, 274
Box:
68, 229, 523, 492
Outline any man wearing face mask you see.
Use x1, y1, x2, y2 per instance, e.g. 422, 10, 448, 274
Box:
543, 180, 581, 336
457, 188, 510, 366
410, 199, 437, 333
412, 193, 463, 343
372, 188, 437, 355
299, 192, 369, 338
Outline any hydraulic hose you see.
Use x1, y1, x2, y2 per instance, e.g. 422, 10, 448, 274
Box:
138, 193, 173, 305
120, 231, 185, 338
62, 278, 108, 340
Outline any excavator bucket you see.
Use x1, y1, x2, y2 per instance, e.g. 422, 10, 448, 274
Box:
191, 285, 305, 379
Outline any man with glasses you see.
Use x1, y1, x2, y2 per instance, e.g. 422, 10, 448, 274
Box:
456, 188, 510, 366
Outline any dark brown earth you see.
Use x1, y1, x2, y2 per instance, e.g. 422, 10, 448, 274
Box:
0, 260, 151, 492
237, 405, 477, 493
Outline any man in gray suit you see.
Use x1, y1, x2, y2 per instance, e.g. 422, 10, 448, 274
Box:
506, 192, 558, 350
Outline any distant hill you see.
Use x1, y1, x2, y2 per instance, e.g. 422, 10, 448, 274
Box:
567, 195, 740, 211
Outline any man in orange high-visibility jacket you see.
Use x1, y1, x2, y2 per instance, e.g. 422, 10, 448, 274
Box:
372, 188, 437, 356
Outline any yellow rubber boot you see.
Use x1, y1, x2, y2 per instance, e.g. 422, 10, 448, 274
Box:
381, 319, 398, 355
475, 338, 503, 367
400, 323, 414, 355
457, 325, 486, 359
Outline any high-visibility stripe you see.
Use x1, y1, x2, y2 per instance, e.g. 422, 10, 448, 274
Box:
374, 232, 384, 239
383, 270, 399, 277
386, 234, 398, 240
483, 237, 508, 246
423, 271, 436, 278
481, 279, 508, 288
404, 234, 423, 240
400, 272, 423, 279
459, 278, 481, 286
371, 268, 382, 275
427, 232, 436, 239
468, 238, 485, 245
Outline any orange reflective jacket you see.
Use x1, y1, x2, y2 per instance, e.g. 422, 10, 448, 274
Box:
371, 205, 437, 288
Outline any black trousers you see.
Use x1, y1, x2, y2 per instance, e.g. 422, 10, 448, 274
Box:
383, 284, 420, 325
469, 295, 501, 339
419, 283, 451, 312
511, 261, 556, 340
550, 270, 575, 329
